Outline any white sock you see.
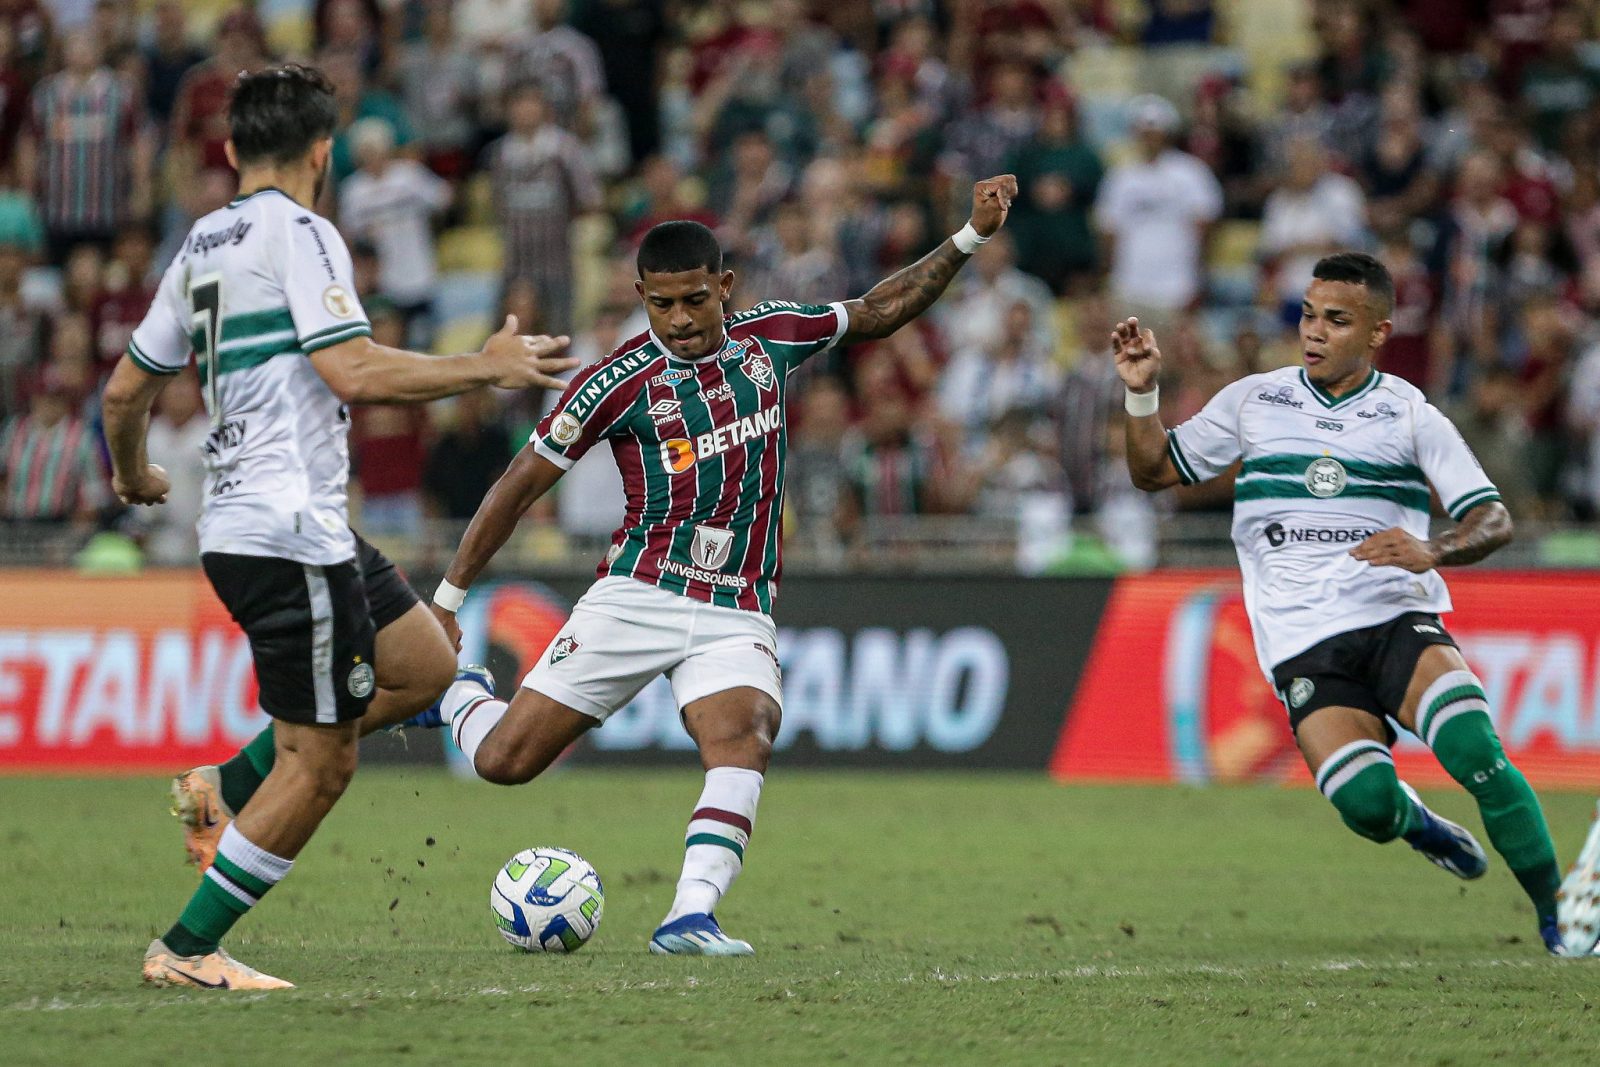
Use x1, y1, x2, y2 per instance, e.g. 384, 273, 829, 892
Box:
664, 767, 763, 924
444, 678, 505, 776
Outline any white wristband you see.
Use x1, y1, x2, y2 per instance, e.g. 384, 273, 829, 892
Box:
432, 579, 468, 612
1124, 386, 1160, 417
951, 222, 990, 255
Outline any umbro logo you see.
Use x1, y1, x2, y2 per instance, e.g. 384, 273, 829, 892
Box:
647, 399, 682, 424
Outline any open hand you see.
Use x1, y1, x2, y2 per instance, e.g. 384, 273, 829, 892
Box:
970, 174, 1018, 238
481, 315, 578, 391
1350, 527, 1439, 573
1111, 318, 1161, 394
113, 463, 171, 506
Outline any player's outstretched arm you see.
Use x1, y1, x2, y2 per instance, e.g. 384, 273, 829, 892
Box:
310, 315, 578, 404
839, 174, 1017, 344
429, 445, 566, 644
1113, 317, 1182, 491
1351, 500, 1514, 573
101, 356, 174, 506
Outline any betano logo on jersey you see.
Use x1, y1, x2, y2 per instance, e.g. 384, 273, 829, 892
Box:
657, 404, 782, 474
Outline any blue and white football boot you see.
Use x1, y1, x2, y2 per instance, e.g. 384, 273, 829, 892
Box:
1399, 782, 1488, 880
396, 664, 495, 730
648, 913, 755, 956
1555, 799, 1600, 957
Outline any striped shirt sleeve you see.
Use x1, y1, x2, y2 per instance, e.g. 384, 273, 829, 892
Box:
1166, 377, 1253, 486
1414, 402, 1501, 520
531, 351, 647, 470
731, 301, 850, 374
126, 254, 192, 375
283, 214, 372, 353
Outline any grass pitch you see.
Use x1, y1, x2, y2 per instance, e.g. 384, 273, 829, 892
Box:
2, 769, 1596, 1065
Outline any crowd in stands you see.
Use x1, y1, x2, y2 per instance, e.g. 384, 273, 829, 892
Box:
5, 0, 1600, 570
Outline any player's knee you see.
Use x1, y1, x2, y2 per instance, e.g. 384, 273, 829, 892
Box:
471, 740, 544, 787
1334, 787, 1406, 843
1429, 712, 1509, 792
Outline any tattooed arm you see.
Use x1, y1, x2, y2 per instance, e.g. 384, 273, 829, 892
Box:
841, 174, 1017, 344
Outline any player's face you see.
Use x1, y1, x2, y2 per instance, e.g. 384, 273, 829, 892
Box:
636, 268, 735, 360
1298, 279, 1391, 390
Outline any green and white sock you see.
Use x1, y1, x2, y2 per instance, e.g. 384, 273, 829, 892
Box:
218, 726, 276, 816
1314, 739, 1421, 844
1420, 670, 1561, 922
162, 823, 293, 957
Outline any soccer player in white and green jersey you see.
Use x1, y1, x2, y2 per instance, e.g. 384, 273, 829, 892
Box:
1117, 252, 1575, 954
101, 65, 575, 989
410, 176, 1018, 955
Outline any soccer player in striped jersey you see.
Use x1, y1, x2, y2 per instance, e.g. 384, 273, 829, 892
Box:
1117, 252, 1575, 954
101, 65, 576, 989
415, 176, 1017, 955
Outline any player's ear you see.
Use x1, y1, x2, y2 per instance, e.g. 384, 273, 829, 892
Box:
1371, 318, 1393, 351
634, 278, 646, 301
719, 270, 735, 302
224, 140, 238, 171
309, 137, 334, 174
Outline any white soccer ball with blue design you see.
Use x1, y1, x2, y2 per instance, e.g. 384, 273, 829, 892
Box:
490, 847, 605, 953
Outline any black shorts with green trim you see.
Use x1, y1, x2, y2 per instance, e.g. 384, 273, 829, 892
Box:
1270, 611, 1459, 737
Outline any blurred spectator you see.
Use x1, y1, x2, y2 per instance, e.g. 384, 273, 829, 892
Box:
352, 312, 430, 538
141, 371, 208, 565
1094, 94, 1222, 318
972, 407, 1070, 573
623, 154, 717, 243
1435, 150, 1519, 381
169, 11, 266, 195
1262, 62, 1334, 173
1374, 229, 1443, 394
140, 1, 204, 126
395, 0, 479, 181
839, 385, 935, 538
1141, 0, 1216, 46
570, 0, 666, 164
486, 81, 601, 336
787, 373, 853, 555
0, 0, 50, 85
0, 231, 46, 413
325, 48, 414, 184
1259, 136, 1367, 323
88, 223, 156, 381
938, 232, 1054, 367
712, 129, 792, 257
1361, 87, 1438, 225
0, 23, 28, 174
1516, 297, 1575, 514
340, 118, 451, 346
1450, 365, 1538, 518
1006, 86, 1102, 294
0, 362, 106, 528
1055, 293, 1120, 514
18, 29, 151, 260
59, 242, 104, 316
739, 200, 847, 311
509, 0, 607, 134
941, 60, 1038, 185
1519, 9, 1599, 152
1185, 74, 1260, 221
937, 298, 1059, 439
423, 388, 514, 523
316, 0, 385, 76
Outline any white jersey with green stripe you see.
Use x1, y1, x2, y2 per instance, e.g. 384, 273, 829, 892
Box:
126, 187, 373, 564
1165, 365, 1500, 677
533, 300, 849, 614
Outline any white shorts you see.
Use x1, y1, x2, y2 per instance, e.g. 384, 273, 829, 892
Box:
521, 576, 782, 722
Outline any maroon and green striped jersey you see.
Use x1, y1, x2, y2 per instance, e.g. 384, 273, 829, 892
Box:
533, 299, 850, 614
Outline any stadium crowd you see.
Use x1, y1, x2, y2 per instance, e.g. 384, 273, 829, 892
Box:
4, 0, 1600, 570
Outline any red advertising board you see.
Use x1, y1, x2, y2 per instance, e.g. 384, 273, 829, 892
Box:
0, 570, 265, 771
1052, 570, 1600, 789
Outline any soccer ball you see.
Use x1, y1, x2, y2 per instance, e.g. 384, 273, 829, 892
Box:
490, 847, 605, 953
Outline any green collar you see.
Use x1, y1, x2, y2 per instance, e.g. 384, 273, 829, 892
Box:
227, 186, 292, 209
1299, 366, 1380, 409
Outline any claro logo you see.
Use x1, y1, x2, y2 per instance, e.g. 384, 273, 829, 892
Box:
1262, 522, 1380, 547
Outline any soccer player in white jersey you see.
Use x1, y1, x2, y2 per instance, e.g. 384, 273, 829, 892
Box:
100, 66, 576, 989
406, 178, 1017, 955
1115, 252, 1575, 954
